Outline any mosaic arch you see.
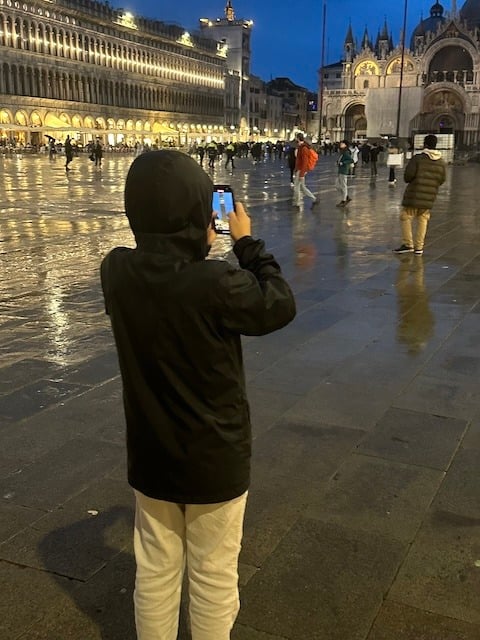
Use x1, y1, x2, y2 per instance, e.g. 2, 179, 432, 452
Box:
0, 109, 13, 124
15, 110, 28, 125
354, 60, 380, 76
386, 57, 416, 74
30, 111, 43, 126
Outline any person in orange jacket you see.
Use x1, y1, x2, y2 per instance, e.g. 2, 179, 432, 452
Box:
293, 133, 318, 209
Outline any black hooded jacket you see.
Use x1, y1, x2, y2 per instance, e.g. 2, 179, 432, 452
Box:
100, 151, 296, 504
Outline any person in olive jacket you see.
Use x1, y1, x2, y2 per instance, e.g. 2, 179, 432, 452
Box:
393, 134, 446, 255
100, 150, 296, 640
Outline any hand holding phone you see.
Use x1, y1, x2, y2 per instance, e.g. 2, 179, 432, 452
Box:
228, 202, 251, 242
212, 185, 235, 235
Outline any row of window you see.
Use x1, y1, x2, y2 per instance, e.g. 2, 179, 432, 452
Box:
0, 12, 224, 88
0, 63, 224, 115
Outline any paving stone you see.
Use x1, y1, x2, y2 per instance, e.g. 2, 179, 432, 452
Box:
0, 358, 60, 395
0, 438, 124, 510
305, 454, 444, 542
232, 625, 289, 640
432, 448, 480, 519
0, 477, 133, 578
245, 387, 303, 439
0, 501, 45, 544
238, 518, 405, 640
63, 351, 120, 386
388, 510, 480, 625
0, 560, 74, 640
16, 550, 136, 640
284, 380, 394, 431
0, 379, 89, 422
358, 407, 468, 470
368, 600, 480, 640
393, 374, 480, 420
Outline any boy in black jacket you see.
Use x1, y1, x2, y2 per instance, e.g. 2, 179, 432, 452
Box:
101, 150, 296, 640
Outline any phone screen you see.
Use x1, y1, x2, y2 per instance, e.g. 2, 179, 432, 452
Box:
212, 187, 234, 234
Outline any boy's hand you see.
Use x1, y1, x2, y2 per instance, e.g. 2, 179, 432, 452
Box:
229, 202, 251, 242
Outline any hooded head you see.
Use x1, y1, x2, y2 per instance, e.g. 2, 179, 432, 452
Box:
125, 150, 213, 260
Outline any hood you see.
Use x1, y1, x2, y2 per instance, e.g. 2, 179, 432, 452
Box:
125, 150, 213, 260
422, 149, 443, 161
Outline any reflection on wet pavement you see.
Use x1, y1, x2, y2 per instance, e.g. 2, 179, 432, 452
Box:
1, 152, 480, 403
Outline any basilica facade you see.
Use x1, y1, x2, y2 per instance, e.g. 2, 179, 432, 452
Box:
321, 1, 480, 149
0, 0, 229, 146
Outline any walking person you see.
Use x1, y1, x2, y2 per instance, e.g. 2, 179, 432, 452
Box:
349, 142, 359, 176
286, 142, 296, 186
64, 135, 73, 172
94, 137, 103, 168
336, 140, 353, 207
197, 140, 205, 167
293, 133, 318, 209
100, 150, 296, 640
370, 142, 381, 177
225, 141, 236, 171
207, 140, 217, 170
393, 134, 446, 256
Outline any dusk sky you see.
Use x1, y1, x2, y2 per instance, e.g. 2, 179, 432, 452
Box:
116, 0, 457, 89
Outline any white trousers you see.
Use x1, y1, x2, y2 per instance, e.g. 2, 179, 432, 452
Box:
133, 489, 248, 640
293, 171, 316, 205
336, 174, 348, 201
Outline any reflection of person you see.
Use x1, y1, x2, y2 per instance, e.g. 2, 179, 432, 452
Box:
393, 134, 446, 255
395, 254, 434, 354
100, 151, 296, 640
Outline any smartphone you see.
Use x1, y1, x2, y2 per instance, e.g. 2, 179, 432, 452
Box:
212, 185, 235, 235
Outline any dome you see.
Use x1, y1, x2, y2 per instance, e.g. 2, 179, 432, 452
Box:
410, 2, 446, 49
460, 0, 480, 30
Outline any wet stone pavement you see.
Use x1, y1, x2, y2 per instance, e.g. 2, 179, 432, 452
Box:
1, 151, 480, 640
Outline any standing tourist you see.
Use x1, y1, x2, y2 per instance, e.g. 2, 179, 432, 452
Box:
336, 140, 353, 207
100, 150, 296, 640
64, 136, 74, 172
393, 134, 446, 256
94, 137, 103, 168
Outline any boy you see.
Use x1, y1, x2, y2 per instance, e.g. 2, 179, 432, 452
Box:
100, 150, 296, 640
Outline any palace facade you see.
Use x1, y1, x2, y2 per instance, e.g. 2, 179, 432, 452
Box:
0, 0, 229, 146
321, 0, 480, 149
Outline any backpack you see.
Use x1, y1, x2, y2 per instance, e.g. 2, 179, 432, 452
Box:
306, 147, 319, 171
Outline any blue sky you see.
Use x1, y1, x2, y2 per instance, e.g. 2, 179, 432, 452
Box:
116, 0, 456, 89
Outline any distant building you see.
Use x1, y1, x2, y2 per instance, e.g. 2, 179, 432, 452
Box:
0, 0, 228, 147
320, 1, 480, 148
267, 77, 310, 136
200, 1, 253, 138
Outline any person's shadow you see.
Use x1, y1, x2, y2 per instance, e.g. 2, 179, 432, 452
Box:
38, 505, 192, 639
395, 254, 435, 354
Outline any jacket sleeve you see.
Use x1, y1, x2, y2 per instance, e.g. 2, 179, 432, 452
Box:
404, 156, 417, 183
218, 236, 296, 336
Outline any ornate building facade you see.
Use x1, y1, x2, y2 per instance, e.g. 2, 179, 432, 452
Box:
0, 0, 229, 146
321, 0, 480, 148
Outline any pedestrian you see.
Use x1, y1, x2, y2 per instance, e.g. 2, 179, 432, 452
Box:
393, 134, 446, 256
387, 138, 400, 185
207, 140, 217, 169
286, 142, 296, 186
349, 142, 359, 176
225, 141, 236, 170
94, 137, 103, 168
360, 142, 371, 165
370, 142, 381, 177
197, 140, 205, 167
293, 133, 318, 209
64, 135, 73, 171
336, 140, 353, 207
100, 150, 296, 640
48, 138, 56, 160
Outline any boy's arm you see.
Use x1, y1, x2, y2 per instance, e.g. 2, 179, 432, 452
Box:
216, 204, 295, 336
219, 237, 296, 336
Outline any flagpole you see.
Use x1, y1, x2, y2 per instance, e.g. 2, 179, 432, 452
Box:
318, 1, 327, 142
395, 0, 408, 139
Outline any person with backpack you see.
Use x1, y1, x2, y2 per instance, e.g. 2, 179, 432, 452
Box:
336, 140, 354, 207
293, 133, 318, 209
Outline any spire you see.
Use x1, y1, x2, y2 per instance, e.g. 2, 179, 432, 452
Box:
380, 17, 389, 39
225, 0, 235, 21
361, 26, 371, 50
345, 22, 354, 44
451, 0, 457, 17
